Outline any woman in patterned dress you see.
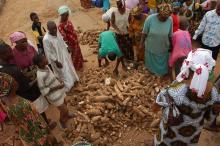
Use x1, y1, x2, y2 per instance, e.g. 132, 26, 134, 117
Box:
0, 72, 63, 146
154, 48, 220, 146
58, 5, 84, 71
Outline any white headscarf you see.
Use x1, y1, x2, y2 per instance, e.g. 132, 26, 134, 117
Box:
58, 5, 71, 15
176, 48, 216, 98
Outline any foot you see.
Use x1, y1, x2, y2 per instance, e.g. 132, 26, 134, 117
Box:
48, 121, 57, 130
59, 121, 67, 129
204, 125, 220, 132
57, 141, 64, 146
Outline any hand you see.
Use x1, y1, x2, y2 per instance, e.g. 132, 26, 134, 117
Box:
139, 44, 144, 50
55, 61, 63, 68
58, 82, 65, 89
67, 47, 72, 54
38, 36, 44, 40
113, 69, 119, 76
122, 65, 127, 72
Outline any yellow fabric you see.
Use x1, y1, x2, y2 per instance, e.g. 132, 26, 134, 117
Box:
148, 0, 157, 9
32, 26, 46, 45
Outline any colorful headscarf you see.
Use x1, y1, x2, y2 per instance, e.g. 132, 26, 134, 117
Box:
58, 5, 71, 15
0, 72, 14, 98
176, 48, 216, 98
172, 1, 181, 8
131, 6, 143, 16
9, 31, 26, 44
158, 3, 172, 17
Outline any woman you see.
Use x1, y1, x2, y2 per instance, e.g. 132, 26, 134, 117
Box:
58, 5, 84, 71
140, 3, 173, 76
128, 6, 148, 61
9, 31, 38, 82
0, 40, 56, 129
0, 72, 63, 146
154, 48, 220, 146
111, 0, 134, 61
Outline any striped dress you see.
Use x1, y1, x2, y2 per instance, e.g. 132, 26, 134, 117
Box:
36, 66, 66, 106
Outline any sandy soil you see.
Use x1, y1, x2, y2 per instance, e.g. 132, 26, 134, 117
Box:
0, 0, 220, 146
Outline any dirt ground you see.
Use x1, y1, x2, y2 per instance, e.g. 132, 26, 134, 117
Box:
0, 0, 220, 146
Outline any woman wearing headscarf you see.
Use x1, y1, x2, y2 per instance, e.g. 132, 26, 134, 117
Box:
140, 3, 173, 76
153, 48, 220, 146
111, 0, 134, 61
58, 5, 84, 71
128, 5, 148, 61
0, 72, 63, 146
9, 31, 38, 82
0, 40, 56, 129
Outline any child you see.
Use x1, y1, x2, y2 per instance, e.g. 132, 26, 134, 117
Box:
30, 12, 46, 54
171, 1, 181, 33
0, 72, 63, 146
169, 16, 192, 79
33, 53, 73, 128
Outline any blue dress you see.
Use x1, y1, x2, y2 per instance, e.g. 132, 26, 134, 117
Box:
103, 0, 110, 12
142, 14, 173, 76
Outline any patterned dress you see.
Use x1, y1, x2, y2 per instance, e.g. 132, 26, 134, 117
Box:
7, 97, 50, 146
154, 82, 220, 146
58, 21, 84, 70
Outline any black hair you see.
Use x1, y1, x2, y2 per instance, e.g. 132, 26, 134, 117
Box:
30, 12, 37, 20
179, 16, 189, 30
33, 53, 44, 66
107, 52, 117, 61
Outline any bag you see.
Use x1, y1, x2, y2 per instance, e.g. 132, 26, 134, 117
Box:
165, 88, 183, 126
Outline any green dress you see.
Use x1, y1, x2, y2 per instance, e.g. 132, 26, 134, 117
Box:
142, 14, 172, 76
98, 31, 123, 58
7, 97, 50, 146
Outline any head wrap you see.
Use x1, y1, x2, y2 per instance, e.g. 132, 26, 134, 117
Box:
172, 1, 181, 8
176, 48, 216, 98
158, 3, 172, 17
131, 7, 143, 16
0, 72, 14, 98
9, 31, 26, 44
58, 5, 71, 15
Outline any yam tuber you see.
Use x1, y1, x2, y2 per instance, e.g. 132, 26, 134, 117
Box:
91, 95, 113, 102
114, 85, 124, 100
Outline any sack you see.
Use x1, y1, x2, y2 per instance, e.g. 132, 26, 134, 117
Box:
165, 88, 183, 126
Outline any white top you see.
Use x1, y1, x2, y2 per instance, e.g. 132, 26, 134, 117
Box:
37, 66, 66, 106
102, 7, 117, 22
114, 8, 130, 34
43, 32, 79, 91
193, 10, 220, 47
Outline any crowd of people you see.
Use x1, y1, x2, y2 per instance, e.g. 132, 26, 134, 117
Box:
0, 0, 220, 145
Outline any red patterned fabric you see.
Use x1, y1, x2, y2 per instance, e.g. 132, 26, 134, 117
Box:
58, 21, 83, 70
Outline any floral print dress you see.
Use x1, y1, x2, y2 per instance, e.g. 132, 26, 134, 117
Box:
154, 82, 220, 146
58, 20, 84, 71
7, 97, 50, 146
